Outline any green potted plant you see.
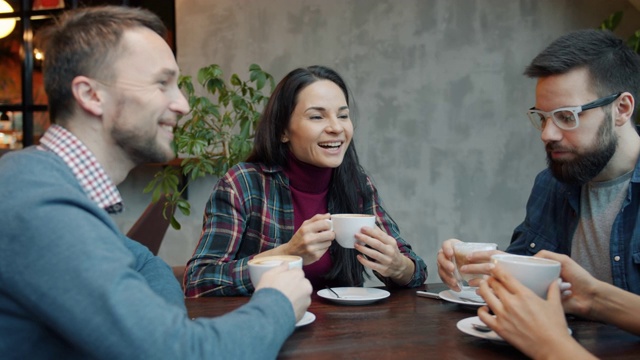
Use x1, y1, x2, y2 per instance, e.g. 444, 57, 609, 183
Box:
144, 63, 275, 229
599, 11, 640, 52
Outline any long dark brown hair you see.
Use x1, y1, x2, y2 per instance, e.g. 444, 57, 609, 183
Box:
247, 65, 370, 286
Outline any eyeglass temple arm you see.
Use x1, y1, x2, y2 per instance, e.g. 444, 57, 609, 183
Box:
580, 92, 622, 112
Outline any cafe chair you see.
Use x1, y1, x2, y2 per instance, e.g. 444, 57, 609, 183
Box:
126, 200, 175, 256
172, 265, 186, 287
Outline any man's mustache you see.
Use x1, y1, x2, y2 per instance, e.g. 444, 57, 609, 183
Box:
545, 142, 573, 154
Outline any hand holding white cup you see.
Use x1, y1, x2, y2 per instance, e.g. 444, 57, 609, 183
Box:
327, 214, 376, 248
452, 242, 498, 292
490, 254, 561, 298
248, 255, 303, 287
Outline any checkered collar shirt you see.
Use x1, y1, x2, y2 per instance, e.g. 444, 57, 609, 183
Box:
38, 124, 124, 214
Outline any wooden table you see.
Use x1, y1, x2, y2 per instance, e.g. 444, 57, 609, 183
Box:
186, 283, 640, 359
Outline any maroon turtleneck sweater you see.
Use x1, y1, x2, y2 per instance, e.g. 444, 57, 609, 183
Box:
283, 154, 333, 289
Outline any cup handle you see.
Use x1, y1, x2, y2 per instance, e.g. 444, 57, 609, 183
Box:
326, 219, 333, 231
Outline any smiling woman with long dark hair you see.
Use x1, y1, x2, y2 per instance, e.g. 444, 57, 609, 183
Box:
184, 65, 427, 297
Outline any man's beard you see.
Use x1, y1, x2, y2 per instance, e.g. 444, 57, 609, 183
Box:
112, 126, 174, 165
110, 98, 175, 165
546, 113, 617, 186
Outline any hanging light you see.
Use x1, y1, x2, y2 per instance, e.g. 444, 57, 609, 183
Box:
0, 1, 16, 39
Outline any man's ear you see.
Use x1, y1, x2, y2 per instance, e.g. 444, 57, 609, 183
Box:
71, 76, 104, 117
614, 92, 635, 127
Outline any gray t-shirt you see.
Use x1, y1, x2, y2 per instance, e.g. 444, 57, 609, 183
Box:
571, 171, 633, 284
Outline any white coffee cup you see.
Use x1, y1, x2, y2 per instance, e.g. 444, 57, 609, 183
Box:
491, 254, 561, 298
328, 214, 376, 248
247, 255, 303, 287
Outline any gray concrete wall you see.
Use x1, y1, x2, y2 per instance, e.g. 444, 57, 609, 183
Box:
114, 0, 640, 285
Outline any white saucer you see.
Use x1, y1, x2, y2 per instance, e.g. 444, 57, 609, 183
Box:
457, 316, 505, 342
295, 311, 315, 327
457, 316, 572, 343
317, 287, 390, 305
438, 290, 486, 306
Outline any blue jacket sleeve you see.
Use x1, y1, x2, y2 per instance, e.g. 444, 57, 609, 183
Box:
124, 237, 186, 310
0, 152, 295, 359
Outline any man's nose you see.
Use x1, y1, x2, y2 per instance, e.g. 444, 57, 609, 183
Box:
540, 116, 563, 143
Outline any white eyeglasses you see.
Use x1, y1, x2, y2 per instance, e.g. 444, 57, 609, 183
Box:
526, 92, 621, 131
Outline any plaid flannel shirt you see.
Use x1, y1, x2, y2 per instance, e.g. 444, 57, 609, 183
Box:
185, 162, 428, 297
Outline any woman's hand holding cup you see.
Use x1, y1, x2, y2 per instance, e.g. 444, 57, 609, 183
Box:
281, 213, 334, 265
353, 225, 415, 285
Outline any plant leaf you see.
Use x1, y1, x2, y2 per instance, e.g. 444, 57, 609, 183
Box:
599, 11, 623, 31
146, 63, 274, 231
170, 216, 182, 230
230, 74, 241, 86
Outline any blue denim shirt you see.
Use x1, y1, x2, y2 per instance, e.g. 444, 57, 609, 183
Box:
507, 156, 640, 295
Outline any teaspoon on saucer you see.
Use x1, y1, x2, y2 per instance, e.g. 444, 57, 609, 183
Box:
458, 296, 485, 304
326, 286, 341, 298
471, 323, 492, 332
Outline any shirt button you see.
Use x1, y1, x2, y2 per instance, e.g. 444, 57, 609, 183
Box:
529, 243, 536, 249
614, 256, 621, 262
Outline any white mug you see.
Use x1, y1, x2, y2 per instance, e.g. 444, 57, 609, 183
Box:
328, 214, 376, 248
491, 254, 561, 298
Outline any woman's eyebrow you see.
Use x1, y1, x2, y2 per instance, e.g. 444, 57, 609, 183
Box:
305, 106, 326, 112
305, 106, 349, 112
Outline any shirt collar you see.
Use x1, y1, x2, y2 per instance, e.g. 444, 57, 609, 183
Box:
38, 124, 124, 213
632, 149, 640, 184
283, 152, 332, 193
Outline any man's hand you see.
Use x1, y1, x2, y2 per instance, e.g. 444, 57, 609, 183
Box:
256, 264, 312, 322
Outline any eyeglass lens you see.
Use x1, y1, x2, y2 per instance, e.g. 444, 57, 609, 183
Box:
529, 110, 577, 130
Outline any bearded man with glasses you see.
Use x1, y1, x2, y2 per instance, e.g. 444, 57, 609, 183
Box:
437, 28, 640, 295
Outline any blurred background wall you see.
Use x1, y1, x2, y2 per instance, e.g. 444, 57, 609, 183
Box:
114, 0, 640, 285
